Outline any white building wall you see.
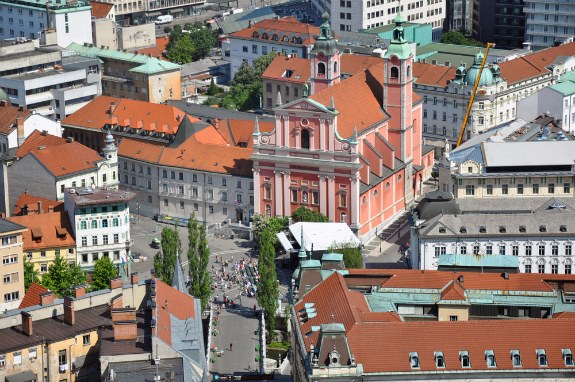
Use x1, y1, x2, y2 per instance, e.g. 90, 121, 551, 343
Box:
52, 10, 93, 47
417, 236, 575, 275
6, 114, 61, 149
54, 159, 118, 201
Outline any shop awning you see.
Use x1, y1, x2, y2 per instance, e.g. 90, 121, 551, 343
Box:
5, 370, 38, 382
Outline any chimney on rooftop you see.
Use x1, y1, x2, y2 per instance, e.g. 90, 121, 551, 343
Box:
130, 272, 139, 285
458, 275, 464, 283
74, 285, 86, 298
0, 100, 7, 107
111, 307, 137, 341
110, 293, 123, 310
40, 291, 55, 306
37, 201, 42, 214
16, 117, 25, 146
21, 311, 33, 336
110, 277, 122, 290
48, 205, 54, 213
502, 272, 510, 280
63, 296, 75, 325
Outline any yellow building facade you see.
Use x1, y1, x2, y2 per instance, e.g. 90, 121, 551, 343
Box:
0, 220, 26, 311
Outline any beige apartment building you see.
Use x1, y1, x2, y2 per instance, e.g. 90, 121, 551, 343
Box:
0, 219, 27, 312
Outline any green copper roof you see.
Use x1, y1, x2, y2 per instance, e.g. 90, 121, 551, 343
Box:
438, 254, 519, 269
0, 0, 90, 12
67, 42, 181, 74
549, 71, 575, 96
300, 259, 321, 269
321, 252, 343, 262
383, 12, 411, 60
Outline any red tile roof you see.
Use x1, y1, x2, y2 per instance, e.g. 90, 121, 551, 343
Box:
262, 55, 311, 84
499, 41, 575, 84
12, 192, 64, 216
0, 103, 30, 136
7, 211, 75, 251
62, 96, 193, 137
348, 319, 575, 373
440, 280, 466, 301
346, 268, 575, 292
412, 62, 456, 86
340, 54, 382, 76
15, 129, 63, 158
90, 1, 113, 18
230, 17, 320, 46
295, 270, 575, 374
18, 282, 48, 309
134, 37, 170, 61
310, 63, 389, 138
155, 279, 196, 346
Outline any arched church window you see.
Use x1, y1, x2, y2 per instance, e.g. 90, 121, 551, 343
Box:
334, 61, 338, 74
406, 65, 411, 77
317, 62, 326, 76
301, 129, 310, 149
265, 204, 272, 218
390, 66, 399, 79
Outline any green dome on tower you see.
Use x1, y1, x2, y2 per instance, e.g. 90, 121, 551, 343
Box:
311, 12, 338, 55
464, 52, 494, 87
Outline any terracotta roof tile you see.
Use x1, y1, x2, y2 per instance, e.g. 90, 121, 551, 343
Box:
346, 268, 574, 292
412, 62, 456, 87
440, 280, 466, 301
230, 17, 320, 46
310, 64, 388, 137
118, 138, 164, 164
499, 41, 575, 84
155, 279, 196, 346
7, 211, 75, 251
340, 54, 382, 75
262, 55, 311, 84
134, 37, 170, 61
29, 140, 104, 177
62, 96, 192, 137
15, 129, 64, 158
226, 118, 274, 148
90, 1, 113, 18
12, 192, 64, 216
18, 282, 48, 309
348, 319, 575, 373
0, 103, 30, 136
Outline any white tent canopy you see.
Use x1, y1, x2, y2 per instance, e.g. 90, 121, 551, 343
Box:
288, 222, 361, 252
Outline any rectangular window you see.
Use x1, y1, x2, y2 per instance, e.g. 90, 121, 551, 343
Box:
222, 178, 227, 186
3, 291, 19, 302
499, 245, 506, 255
552, 264, 559, 274
291, 189, 298, 203
58, 350, 66, 366
539, 245, 545, 256
434, 246, 447, 257
548, 184, 555, 194
92, 236, 98, 245
539, 264, 545, 273
486, 185, 493, 195
552, 245, 559, 256
192, 174, 198, 182
533, 184, 539, 194
526, 245, 532, 256
113, 234, 119, 244
565, 183, 571, 194
81, 237, 87, 246
209, 206, 214, 214
179, 185, 184, 195
502, 184, 508, 194
193, 203, 198, 211
517, 184, 524, 194
525, 264, 532, 273
103, 235, 108, 245
236, 181, 242, 188
566, 244, 572, 256
222, 192, 227, 202
465, 185, 475, 196
566, 264, 572, 274
486, 245, 493, 255
512, 246, 519, 256
208, 176, 213, 184
179, 201, 184, 209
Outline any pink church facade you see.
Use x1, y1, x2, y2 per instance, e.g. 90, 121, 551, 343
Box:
251, 14, 434, 239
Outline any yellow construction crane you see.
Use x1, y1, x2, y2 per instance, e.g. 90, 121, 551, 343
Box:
455, 42, 494, 148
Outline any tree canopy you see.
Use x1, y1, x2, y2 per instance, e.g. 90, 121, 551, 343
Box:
257, 228, 280, 343
153, 226, 182, 285
291, 206, 328, 223
165, 24, 217, 64
440, 30, 484, 47
92, 256, 119, 291
24, 257, 39, 291
187, 213, 212, 310
219, 52, 277, 111
328, 241, 363, 269
41, 254, 86, 297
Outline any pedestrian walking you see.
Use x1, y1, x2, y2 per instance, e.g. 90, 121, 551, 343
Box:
253, 304, 257, 317
230, 343, 233, 351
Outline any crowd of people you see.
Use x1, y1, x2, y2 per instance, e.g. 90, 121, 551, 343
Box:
211, 255, 260, 307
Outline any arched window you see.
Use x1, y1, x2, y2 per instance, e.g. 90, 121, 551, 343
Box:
252, 31, 259, 38
301, 129, 310, 149
317, 62, 326, 76
297, 37, 303, 44
272, 34, 279, 41
406, 65, 411, 77
282, 35, 289, 42
390, 66, 399, 79
265, 204, 272, 218
333, 61, 338, 74
262, 33, 269, 39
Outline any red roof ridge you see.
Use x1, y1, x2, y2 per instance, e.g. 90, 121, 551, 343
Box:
440, 279, 466, 301
19, 282, 49, 309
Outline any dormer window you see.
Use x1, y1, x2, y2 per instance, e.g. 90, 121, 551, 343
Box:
537, 349, 548, 367
563, 349, 574, 366
252, 31, 259, 38
561, 225, 567, 232
272, 34, 279, 41
479, 226, 487, 233
540, 225, 547, 233
511, 350, 522, 367
434, 352, 445, 368
282, 35, 289, 42
262, 33, 269, 39
499, 226, 506, 233
519, 225, 526, 233
485, 350, 496, 368
460, 227, 467, 233
439, 227, 446, 233
409, 352, 419, 369
460, 351, 470, 368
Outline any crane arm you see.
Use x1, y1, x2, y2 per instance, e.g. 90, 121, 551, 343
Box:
456, 42, 494, 148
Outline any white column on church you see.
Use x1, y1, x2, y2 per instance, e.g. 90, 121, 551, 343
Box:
327, 175, 336, 221
274, 170, 282, 215
319, 119, 325, 151
350, 173, 360, 227
253, 167, 261, 215
283, 171, 291, 217
319, 174, 327, 215
283, 116, 290, 148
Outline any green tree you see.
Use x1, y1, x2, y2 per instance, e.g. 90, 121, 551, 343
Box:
23, 257, 39, 291
166, 34, 196, 64
221, 52, 278, 111
189, 28, 217, 60
187, 213, 200, 294
155, 226, 182, 285
252, 214, 288, 246
207, 78, 219, 96
328, 241, 363, 269
291, 206, 328, 223
92, 256, 119, 291
257, 229, 280, 343
440, 30, 483, 47
41, 255, 86, 297
187, 213, 211, 309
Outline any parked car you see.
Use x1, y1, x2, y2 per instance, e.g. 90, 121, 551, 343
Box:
155, 15, 173, 24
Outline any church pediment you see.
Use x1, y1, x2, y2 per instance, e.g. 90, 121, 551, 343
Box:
277, 98, 337, 115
